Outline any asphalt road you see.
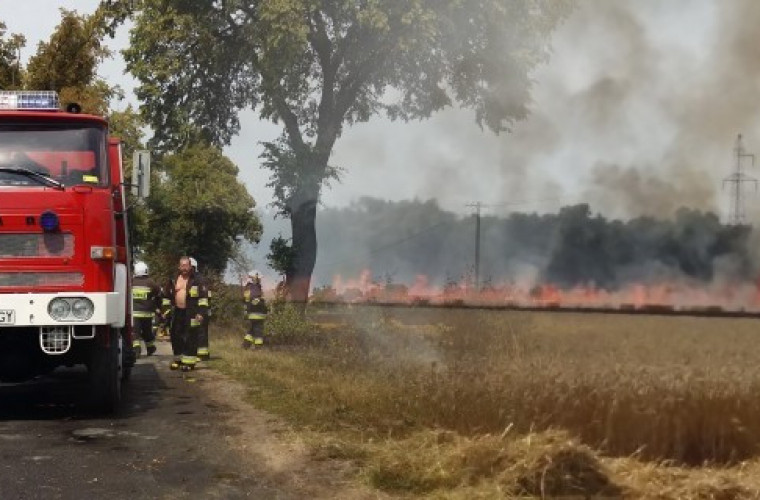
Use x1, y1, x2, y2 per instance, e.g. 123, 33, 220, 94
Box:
0, 342, 286, 500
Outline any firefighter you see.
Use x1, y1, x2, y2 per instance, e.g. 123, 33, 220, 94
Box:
242, 270, 268, 349
190, 257, 212, 361
157, 278, 173, 339
131, 261, 162, 357
168, 256, 209, 371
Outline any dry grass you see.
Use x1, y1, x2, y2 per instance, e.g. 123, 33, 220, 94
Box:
210, 306, 760, 498
363, 429, 623, 497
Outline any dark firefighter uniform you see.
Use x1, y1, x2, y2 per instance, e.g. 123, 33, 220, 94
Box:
132, 275, 162, 356
169, 271, 209, 370
157, 279, 173, 338
242, 282, 268, 348
198, 288, 212, 359
193, 271, 211, 360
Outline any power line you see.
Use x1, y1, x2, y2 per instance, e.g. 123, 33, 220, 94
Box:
723, 134, 757, 225
317, 196, 588, 272
466, 202, 487, 290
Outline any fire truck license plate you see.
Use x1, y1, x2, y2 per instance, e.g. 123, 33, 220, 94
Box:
0, 310, 15, 324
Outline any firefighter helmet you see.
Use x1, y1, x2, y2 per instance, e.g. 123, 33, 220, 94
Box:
189, 257, 198, 270
248, 270, 260, 278
134, 261, 149, 277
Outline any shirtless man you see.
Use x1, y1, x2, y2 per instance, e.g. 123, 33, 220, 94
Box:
168, 256, 208, 371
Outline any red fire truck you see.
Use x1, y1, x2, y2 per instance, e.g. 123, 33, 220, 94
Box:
0, 91, 149, 412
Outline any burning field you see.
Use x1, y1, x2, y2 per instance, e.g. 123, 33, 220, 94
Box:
321, 270, 760, 317
305, 201, 760, 317
214, 304, 760, 498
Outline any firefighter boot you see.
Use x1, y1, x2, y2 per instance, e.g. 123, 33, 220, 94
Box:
197, 347, 210, 361
170, 359, 181, 371
180, 355, 198, 372
156, 325, 168, 340
242, 334, 254, 350
132, 340, 142, 359
146, 343, 157, 356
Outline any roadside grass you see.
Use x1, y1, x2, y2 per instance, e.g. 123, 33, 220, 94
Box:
209, 305, 760, 498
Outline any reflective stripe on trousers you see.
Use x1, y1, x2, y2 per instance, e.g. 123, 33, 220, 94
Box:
181, 355, 197, 365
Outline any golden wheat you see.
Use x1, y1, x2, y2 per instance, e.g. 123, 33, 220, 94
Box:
211, 305, 760, 497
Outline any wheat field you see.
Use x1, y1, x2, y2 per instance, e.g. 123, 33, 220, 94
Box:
213, 305, 760, 497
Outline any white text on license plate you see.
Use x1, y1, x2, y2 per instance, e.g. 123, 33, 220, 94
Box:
0, 310, 15, 325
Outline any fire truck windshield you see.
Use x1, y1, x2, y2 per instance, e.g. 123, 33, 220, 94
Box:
0, 121, 107, 188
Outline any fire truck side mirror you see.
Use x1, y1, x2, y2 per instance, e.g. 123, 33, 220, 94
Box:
132, 150, 151, 198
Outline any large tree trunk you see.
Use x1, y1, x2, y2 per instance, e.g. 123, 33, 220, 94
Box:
286, 184, 319, 309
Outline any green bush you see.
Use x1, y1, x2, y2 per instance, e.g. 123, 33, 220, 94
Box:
265, 303, 318, 345
207, 281, 246, 328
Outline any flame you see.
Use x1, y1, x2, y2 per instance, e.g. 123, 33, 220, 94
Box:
316, 270, 760, 312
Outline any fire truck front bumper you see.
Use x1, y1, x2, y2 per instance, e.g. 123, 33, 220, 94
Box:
0, 292, 126, 328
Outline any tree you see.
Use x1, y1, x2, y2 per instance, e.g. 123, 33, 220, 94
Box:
26, 9, 119, 114
101, 0, 571, 304
267, 235, 296, 278
109, 105, 146, 178
545, 204, 615, 287
0, 22, 25, 90
142, 144, 262, 278
12, 10, 259, 280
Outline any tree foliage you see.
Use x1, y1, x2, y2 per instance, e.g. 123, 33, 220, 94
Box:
108, 0, 570, 148
0, 10, 261, 279
266, 235, 296, 277
109, 105, 145, 177
0, 22, 25, 90
101, 0, 571, 301
141, 144, 262, 277
25, 9, 120, 115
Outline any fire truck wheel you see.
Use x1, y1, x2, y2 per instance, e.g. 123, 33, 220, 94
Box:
88, 328, 122, 414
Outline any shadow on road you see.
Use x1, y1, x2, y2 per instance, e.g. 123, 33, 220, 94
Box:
0, 357, 168, 421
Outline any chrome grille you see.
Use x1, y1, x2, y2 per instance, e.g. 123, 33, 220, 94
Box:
0, 272, 84, 288
40, 326, 72, 355
0, 233, 74, 258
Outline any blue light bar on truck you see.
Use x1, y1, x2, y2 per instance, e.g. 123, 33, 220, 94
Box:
0, 91, 59, 110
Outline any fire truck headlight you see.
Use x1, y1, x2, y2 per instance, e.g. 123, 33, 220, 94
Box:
48, 298, 71, 321
71, 298, 94, 320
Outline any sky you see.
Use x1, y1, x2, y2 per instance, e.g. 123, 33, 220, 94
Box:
0, 0, 757, 226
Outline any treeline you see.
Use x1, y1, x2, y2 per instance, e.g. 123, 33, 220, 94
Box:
302, 198, 755, 289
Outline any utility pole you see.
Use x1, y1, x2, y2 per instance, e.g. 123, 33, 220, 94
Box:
723, 134, 757, 225
466, 202, 483, 291
12, 46, 19, 88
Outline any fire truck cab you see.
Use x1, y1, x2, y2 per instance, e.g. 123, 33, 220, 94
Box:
0, 91, 147, 413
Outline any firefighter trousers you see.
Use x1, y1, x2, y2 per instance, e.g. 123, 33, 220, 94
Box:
198, 316, 210, 357
133, 317, 155, 346
243, 319, 265, 346
170, 308, 199, 365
